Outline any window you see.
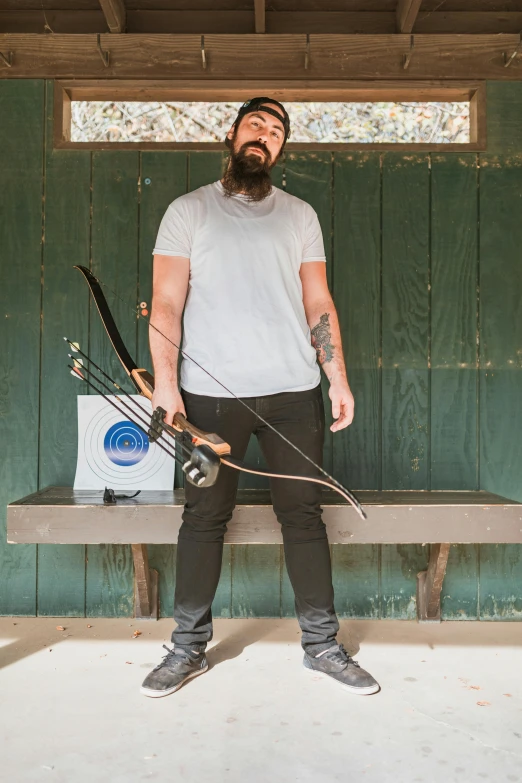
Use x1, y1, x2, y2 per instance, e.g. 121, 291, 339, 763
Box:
71, 100, 470, 144
54, 82, 485, 151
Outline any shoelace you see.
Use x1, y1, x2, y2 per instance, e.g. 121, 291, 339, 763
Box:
154, 644, 198, 671
323, 643, 360, 668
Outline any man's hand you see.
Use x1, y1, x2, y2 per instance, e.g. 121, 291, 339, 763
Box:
329, 381, 354, 432
151, 385, 187, 427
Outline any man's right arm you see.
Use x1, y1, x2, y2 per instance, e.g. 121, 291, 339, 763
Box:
149, 254, 190, 425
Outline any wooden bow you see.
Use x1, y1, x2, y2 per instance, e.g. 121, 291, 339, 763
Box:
74, 265, 366, 518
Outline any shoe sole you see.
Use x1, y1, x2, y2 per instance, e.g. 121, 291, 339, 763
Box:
140, 664, 208, 698
304, 663, 380, 696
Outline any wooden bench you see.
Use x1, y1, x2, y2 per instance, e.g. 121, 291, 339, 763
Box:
7, 487, 522, 623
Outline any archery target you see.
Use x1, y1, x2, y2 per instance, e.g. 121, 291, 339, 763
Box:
103, 421, 149, 466
74, 395, 175, 490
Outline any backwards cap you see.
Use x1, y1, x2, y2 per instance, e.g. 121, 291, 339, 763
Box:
225, 97, 291, 149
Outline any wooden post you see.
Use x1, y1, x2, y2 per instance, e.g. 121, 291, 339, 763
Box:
416, 543, 451, 622
131, 544, 158, 620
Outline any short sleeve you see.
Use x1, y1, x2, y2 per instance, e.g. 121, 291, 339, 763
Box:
152, 198, 192, 258
302, 206, 326, 263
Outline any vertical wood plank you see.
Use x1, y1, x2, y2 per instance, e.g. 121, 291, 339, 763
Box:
331, 154, 382, 626
0, 80, 44, 615
478, 152, 522, 618
286, 151, 334, 475
380, 544, 428, 619
85, 150, 140, 616
479, 155, 522, 504
430, 371, 478, 489
138, 152, 188, 372
441, 544, 479, 620
140, 151, 189, 584
37, 80, 90, 616
231, 545, 281, 618
382, 153, 429, 490
431, 153, 479, 490
480, 370, 522, 503
486, 82, 522, 155
86, 544, 134, 617
333, 152, 381, 489
479, 544, 522, 620
147, 543, 176, 619
382, 368, 429, 489
479, 156, 522, 370
90, 150, 140, 389
332, 544, 380, 618
188, 150, 224, 191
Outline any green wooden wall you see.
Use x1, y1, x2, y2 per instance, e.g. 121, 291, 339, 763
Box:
1, 80, 521, 620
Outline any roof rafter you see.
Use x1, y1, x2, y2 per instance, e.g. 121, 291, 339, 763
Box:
99, 0, 126, 34
2, 10, 522, 35
254, 0, 265, 34
396, 0, 423, 33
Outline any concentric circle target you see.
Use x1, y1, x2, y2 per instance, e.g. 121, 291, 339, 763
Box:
83, 403, 169, 486
103, 421, 149, 466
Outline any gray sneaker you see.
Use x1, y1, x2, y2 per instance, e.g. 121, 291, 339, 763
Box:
303, 643, 380, 695
141, 644, 208, 698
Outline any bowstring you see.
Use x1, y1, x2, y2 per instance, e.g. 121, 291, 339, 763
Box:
93, 273, 363, 511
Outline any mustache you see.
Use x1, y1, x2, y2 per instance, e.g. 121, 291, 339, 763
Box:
240, 141, 269, 157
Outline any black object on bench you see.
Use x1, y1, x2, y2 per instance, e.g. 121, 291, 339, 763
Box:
7, 487, 522, 623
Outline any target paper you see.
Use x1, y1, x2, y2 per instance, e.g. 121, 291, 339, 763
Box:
74, 395, 175, 490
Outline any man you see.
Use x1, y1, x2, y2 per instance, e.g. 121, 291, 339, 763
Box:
141, 97, 380, 698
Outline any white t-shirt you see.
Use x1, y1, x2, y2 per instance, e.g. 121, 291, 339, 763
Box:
152, 180, 326, 397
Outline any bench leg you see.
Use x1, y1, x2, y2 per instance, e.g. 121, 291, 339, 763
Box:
416, 543, 451, 623
131, 544, 159, 620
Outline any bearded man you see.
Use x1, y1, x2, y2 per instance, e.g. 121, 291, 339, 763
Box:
141, 97, 380, 698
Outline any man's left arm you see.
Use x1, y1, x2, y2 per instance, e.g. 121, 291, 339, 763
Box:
300, 261, 354, 432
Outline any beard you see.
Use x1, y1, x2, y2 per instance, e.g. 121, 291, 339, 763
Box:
221, 137, 276, 203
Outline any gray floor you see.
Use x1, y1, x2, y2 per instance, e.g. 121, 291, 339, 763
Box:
0, 617, 521, 783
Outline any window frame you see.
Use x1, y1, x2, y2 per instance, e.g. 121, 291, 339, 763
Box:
54, 80, 486, 151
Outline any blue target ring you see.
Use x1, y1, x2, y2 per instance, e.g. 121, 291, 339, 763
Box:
103, 421, 149, 466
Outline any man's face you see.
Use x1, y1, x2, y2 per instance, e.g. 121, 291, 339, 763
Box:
226, 106, 285, 168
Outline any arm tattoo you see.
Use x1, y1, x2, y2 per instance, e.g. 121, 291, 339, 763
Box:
311, 313, 335, 364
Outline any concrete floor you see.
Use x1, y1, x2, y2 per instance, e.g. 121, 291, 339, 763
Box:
0, 618, 521, 783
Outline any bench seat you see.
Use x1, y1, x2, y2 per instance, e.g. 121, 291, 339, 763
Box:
7, 487, 522, 623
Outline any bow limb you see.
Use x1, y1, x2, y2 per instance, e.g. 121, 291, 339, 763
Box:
74, 265, 230, 455
221, 458, 366, 512
75, 265, 154, 398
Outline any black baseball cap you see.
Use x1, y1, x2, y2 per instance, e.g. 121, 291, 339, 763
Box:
225, 97, 291, 149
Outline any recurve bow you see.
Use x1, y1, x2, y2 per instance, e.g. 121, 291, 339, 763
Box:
74, 265, 366, 519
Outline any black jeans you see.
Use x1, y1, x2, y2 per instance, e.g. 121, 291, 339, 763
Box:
171, 382, 340, 655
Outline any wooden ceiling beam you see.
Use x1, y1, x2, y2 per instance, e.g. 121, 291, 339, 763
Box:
99, 0, 126, 34
396, 0, 422, 33
0, 33, 521, 80
3, 11, 522, 35
2, 0, 521, 10
254, 0, 265, 34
